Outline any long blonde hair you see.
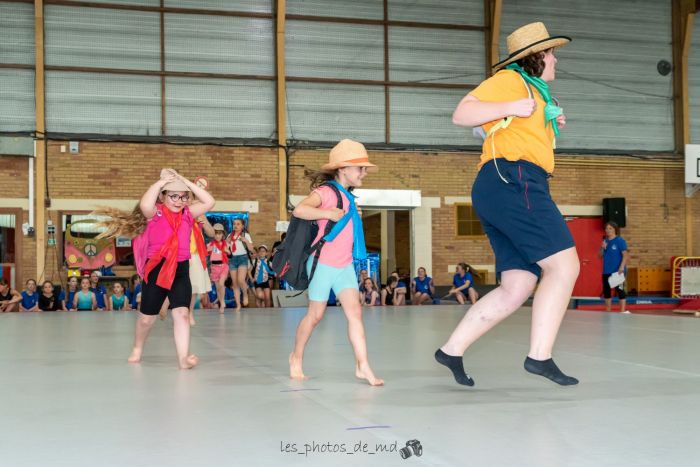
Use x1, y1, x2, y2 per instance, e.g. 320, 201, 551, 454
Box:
93, 203, 148, 239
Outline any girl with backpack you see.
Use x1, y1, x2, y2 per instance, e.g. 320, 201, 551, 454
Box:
95, 168, 215, 369
288, 139, 383, 386
227, 218, 254, 312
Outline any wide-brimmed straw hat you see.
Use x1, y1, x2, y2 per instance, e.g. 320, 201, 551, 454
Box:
493, 22, 571, 70
213, 223, 225, 232
160, 168, 190, 192
321, 139, 378, 172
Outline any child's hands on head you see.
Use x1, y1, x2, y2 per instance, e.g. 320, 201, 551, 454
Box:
160, 168, 178, 183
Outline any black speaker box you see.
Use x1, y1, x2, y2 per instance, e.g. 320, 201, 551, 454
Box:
602, 197, 626, 227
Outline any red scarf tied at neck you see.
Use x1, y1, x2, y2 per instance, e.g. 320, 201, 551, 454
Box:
192, 221, 208, 270
143, 206, 184, 290
210, 239, 229, 263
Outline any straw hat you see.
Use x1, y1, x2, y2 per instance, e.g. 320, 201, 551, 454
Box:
213, 223, 225, 232
493, 22, 571, 70
160, 168, 190, 192
321, 139, 378, 172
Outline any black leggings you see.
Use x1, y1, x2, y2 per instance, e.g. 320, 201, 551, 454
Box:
602, 274, 626, 299
140, 259, 192, 315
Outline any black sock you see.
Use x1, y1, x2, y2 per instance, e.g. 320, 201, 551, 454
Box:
435, 349, 474, 386
524, 357, 578, 386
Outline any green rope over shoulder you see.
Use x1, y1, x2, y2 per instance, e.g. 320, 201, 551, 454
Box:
505, 62, 562, 138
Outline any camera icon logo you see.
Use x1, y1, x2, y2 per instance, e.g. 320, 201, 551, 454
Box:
399, 439, 423, 460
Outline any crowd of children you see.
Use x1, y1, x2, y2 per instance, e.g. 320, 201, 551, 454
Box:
0, 262, 481, 313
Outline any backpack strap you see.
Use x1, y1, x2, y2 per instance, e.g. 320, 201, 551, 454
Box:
485, 73, 534, 183
306, 182, 344, 285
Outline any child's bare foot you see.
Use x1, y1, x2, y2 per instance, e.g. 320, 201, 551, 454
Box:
128, 347, 142, 363
179, 354, 199, 370
189, 313, 195, 326
235, 304, 241, 312
289, 353, 308, 380
242, 295, 249, 307
356, 363, 384, 386
219, 305, 225, 314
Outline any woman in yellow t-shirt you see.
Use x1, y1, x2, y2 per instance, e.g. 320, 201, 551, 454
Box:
436, 22, 580, 387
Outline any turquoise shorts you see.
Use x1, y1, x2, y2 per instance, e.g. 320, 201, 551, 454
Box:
306, 256, 358, 302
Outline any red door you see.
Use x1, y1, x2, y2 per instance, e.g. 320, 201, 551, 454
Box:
566, 217, 604, 297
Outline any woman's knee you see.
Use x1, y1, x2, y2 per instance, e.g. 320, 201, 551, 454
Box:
538, 248, 579, 282
499, 273, 537, 302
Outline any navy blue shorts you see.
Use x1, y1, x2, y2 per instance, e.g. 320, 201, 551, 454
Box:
472, 159, 575, 278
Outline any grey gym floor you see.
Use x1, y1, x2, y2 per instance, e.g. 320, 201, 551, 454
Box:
2, 306, 699, 467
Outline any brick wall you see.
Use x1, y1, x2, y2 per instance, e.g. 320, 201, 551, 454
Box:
2, 144, 695, 287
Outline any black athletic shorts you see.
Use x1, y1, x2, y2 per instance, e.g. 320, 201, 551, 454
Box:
254, 281, 270, 290
140, 259, 192, 315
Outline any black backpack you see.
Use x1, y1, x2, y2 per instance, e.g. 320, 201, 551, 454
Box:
272, 183, 343, 290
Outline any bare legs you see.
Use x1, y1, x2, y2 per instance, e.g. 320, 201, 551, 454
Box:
289, 289, 383, 386
412, 292, 431, 305
128, 312, 158, 363
528, 247, 580, 360
128, 307, 198, 370
253, 287, 272, 308
237, 267, 249, 307
230, 266, 249, 311
440, 247, 579, 380
254, 287, 265, 308
188, 294, 196, 326
605, 297, 627, 313
216, 278, 226, 313
289, 300, 327, 380
441, 269, 538, 356
172, 306, 198, 369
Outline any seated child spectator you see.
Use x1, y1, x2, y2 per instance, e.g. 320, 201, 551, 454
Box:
411, 267, 434, 306
109, 282, 131, 311
448, 262, 480, 305
74, 277, 97, 311
223, 277, 237, 309
62, 276, 79, 311
20, 279, 39, 312
358, 269, 369, 292
361, 277, 380, 306
389, 271, 407, 306
0, 278, 22, 312
128, 274, 141, 310
381, 276, 400, 306
89, 271, 108, 310
38, 280, 62, 311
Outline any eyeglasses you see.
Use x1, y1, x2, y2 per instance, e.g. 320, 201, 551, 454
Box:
167, 193, 190, 202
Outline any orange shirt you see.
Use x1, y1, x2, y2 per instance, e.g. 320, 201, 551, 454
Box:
470, 69, 556, 174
